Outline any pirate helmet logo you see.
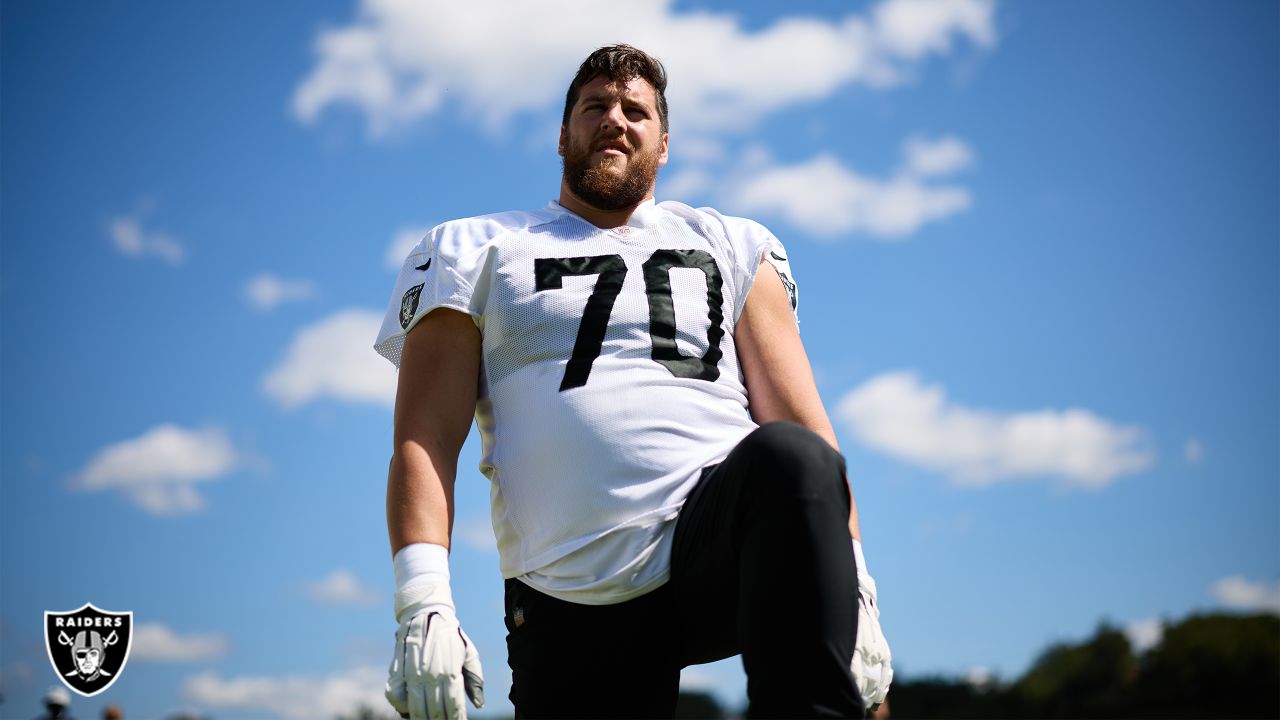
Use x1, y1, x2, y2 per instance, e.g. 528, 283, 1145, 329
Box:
44, 603, 133, 697
400, 283, 425, 329
778, 271, 798, 311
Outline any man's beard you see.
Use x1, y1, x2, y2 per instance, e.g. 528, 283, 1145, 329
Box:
562, 136, 661, 211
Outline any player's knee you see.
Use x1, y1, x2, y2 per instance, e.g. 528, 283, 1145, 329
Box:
739, 422, 847, 503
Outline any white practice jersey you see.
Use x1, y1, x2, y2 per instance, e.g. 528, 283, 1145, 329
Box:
375, 199, 800, 604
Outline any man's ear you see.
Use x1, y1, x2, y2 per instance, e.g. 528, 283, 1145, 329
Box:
558, 126, 567, 158
659, 132, 669, 166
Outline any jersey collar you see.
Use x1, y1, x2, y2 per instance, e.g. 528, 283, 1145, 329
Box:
548, 198, 661, 231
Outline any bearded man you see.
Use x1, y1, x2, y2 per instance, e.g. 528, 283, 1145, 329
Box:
375, 44, 892, 719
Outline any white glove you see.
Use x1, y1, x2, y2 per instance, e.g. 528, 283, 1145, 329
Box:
386, 544, 484, 720
851, 539, 893, 711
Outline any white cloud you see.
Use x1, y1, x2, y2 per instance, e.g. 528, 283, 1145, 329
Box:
108, 215, 185, 265
873, 0, 997, 60
0, 660, 33, 684
660, 167, 714, 201
1184, 437, 1204, 463
728, 148, 972, 239
293, 0, 995, 138
1211, 576, 1280, 613
453, 516, 497, 554
308, 569, 381, 607
73, 425, 239, 514
263, 309, 397, 409
386, 226, 432, 271
245, 274, 316, 311
674, 136, 727, 164
903, 134, 975, 178
965, 666, 994, 687
1124, 618, 1164, 653
184, 666, 385, 720
836, 371, 1155, 488
133, 623, 230, 662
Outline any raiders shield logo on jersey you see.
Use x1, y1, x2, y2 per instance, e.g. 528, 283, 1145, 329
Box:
778, 271, 798, 311
44, 603, 133, 697
400, 283, 425, 329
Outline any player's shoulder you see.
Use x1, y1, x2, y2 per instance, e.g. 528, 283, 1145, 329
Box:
420, 205, 565, 260
655, 201, 779, 249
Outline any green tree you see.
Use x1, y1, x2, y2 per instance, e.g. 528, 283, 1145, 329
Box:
674, 690, 727, 719
885, 613, 1279, 719
1130, 612, 1279, 719
881, 675, 1020, 719
1012, 623, 1137, 718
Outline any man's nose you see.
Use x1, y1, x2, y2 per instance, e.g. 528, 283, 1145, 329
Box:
601, 102, 628, 131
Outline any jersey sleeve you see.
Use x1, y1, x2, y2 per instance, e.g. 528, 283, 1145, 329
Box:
699, 208, 800, 326
373, 223, 483, 368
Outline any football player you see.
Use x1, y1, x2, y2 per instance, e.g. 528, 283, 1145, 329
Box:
376, 44, 892, 719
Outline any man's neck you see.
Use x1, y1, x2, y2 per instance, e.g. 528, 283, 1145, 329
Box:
557, 180, 653, 229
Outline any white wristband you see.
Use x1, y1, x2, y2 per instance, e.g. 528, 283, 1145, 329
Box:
393, 542, 450, 591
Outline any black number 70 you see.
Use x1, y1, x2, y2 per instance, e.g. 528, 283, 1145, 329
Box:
534, 249, 725, 391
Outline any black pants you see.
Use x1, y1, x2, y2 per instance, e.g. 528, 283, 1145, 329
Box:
505, 422, 865, 718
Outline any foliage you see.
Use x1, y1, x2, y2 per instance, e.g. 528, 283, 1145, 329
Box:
887, 612, 1279, 719
674, 690, 728, 719
1013, 624, 1136, 717
878, 675, 1021, 719
1128, 613, 1280, 719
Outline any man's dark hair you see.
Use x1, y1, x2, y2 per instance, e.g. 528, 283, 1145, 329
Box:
562, 44, 669, 134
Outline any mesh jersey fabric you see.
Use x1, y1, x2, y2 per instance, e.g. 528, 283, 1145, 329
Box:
375, 199, 800, 605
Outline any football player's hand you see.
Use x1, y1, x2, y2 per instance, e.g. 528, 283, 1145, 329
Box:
386, 546, 484, 720
851, 540, 892, 713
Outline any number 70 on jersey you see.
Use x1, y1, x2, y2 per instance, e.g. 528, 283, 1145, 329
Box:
534, 249, 726, 391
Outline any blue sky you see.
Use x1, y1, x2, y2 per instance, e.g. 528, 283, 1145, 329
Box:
2, 1, 1277, 717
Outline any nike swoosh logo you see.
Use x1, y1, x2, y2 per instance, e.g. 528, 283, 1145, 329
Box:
415, 258, 432, 271
770, 251, 787, 262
